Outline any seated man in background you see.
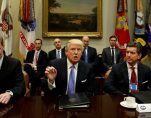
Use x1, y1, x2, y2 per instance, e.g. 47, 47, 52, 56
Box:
24, 38, 48, 96
104, 42, 151, 95
42, 39, 95, 96
81, 36, 97, 76
102, 35, 123, 71
0, 34, 25, 104
48, 38, 65, 61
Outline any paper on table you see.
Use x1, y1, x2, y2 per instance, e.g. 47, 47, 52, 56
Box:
136, 104, 151, 113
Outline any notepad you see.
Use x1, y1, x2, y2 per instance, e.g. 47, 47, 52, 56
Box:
59, 93, 90, 109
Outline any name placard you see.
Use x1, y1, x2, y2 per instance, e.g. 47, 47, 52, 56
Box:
136, 104, 151, 113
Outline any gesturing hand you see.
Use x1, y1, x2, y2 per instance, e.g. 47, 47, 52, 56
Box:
45, 66, 57, 83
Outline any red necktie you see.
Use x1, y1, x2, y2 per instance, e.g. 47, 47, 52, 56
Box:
130, 66, 137, 83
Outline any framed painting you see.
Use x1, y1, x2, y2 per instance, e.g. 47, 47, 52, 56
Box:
42, 0, 102, 38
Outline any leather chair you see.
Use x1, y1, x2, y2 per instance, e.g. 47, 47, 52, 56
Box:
23, 71, 30, 96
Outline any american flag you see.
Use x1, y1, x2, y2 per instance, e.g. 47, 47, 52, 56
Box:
0, 0, 13, 56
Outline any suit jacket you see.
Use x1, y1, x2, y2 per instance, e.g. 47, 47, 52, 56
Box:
102, 47, 123, 69
103, 62, 151, 95
0, 56, 26, 98
48, 48, 65, 61
81, 46, 97, 65
42, 58, 95, 96
24, 50, 48, 76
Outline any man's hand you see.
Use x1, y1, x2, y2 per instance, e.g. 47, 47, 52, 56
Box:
0, 92, 12, 104
45, 66, 57, 83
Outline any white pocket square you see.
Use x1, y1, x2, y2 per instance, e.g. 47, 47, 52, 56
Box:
81, 79, 87, 83
142, 81, 148, 84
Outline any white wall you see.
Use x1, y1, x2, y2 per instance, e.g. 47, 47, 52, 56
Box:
0, 0, 147, 58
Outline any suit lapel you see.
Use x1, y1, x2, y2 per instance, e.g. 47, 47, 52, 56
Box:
76, 62, 85, 85
121, 62, 129, 83
31, 50, 35, 62
137, 64, 142, 84
0, 56, 8, 79
108, 47, 112, 59
61, 58, 68, 93
63, 58, 67, 81
37, 50, 42, 63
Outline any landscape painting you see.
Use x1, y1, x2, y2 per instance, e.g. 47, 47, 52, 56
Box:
43, 0, 102, 37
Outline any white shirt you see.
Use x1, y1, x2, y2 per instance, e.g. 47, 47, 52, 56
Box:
127, 62, 138, 83
0, 55, 4, 70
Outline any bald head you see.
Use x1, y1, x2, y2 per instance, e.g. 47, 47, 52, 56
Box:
82, 36, 90, 47
54, 38, 61, 49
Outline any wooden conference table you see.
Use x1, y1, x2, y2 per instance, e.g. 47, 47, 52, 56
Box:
0, 94, 141, 118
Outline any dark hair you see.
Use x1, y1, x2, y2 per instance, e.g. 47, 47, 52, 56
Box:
109, 35, 117, 41
35, 38, 42, 44
126, 42, 142, 54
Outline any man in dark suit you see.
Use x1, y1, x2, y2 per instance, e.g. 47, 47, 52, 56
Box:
102, 35, 123, 71
24, 38, 48, 95
104, 42, 151, 95
81, 36, 97, 76
43, 39, 95, 96
0, 35, 25, 104
48, 38, 65, 61
81, 36, 97, 65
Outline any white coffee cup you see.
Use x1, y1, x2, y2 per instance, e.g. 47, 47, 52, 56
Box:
124, 96, 136, 107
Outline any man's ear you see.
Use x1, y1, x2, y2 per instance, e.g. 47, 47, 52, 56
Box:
65, 51, 67, 56
138, 53, 142, 60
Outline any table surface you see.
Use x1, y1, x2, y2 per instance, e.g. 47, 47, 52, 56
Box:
0, 94, 142, 118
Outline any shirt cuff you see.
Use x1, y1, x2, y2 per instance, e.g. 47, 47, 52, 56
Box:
47, 79, 56, 90
34, 66, 37, 70
6, 90, 13, 97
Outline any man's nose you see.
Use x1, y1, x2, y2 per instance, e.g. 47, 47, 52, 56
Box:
127, 52, 131, 56
75, 49, 78, 53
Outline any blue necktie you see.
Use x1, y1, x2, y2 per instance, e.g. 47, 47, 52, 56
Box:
84, 48, 88, 63
68, 65, 75, 96
57, 50, 60, 59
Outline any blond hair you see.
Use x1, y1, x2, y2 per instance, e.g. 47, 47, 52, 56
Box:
65, 39, 83, 51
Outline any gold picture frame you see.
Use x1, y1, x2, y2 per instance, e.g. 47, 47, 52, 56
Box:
42, 0, 102, 38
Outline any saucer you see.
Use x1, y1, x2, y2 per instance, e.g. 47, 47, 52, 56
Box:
120, 101, 137, 109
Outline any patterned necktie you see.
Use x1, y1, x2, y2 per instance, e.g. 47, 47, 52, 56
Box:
130, 66, 137, 83
67, 65, 75, 96
84, 48, 88, 63
111, 48, 114, 65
